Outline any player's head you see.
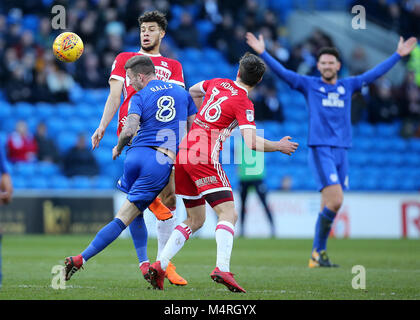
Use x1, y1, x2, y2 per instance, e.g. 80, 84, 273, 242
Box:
125, 55, 156, 90
317, 47, 341, 81
138, 10, 167, 53
237, 52, 266, 88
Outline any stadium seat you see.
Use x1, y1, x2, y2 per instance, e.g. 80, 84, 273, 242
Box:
35, 162, 60, 176
49, 175, 71, 189
15, 102, 35, 119
13, 162, 37, 177
12, 176, 27, 189
357, 122, 376, 137
57, 132, 78, 152
27, 176, 49, 189
91, 176, 116, 189
70, 176, 94, 189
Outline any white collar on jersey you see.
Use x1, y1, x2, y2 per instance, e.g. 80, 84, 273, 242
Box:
234, 81, 249, 96
138, 50, 162, 57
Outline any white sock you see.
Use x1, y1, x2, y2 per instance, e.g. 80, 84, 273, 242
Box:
215, 221, 235, 272
160, 223, 192, 271
156, 211, 177, 260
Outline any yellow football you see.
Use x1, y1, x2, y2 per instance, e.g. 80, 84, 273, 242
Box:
52, 32, 84, 63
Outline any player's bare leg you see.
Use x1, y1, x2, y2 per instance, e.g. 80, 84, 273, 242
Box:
149, 203, 206, 290
309, 184, 342, 268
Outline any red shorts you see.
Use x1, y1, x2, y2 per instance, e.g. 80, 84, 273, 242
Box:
175, 152, 232, 199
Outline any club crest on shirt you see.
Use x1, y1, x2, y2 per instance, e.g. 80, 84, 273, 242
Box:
246, 109, 254, 122
337, 86, 345, 95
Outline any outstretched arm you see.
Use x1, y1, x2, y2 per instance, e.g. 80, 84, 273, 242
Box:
91, 79, 124, 150
353, 36, 417, 90
246, 32, 307, 91
241, 127, 299, 155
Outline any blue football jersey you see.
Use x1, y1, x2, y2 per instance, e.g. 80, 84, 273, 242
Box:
127, 79, 197, 153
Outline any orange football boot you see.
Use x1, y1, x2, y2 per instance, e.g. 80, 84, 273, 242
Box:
148, 197, 173, 221
165, 262, 188, 286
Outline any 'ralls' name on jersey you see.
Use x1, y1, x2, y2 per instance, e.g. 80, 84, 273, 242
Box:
150, 83, 173, 92
220, 82, 238, 96
322, 92, 344, 108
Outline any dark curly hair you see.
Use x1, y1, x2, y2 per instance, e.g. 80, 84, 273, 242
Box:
317, 47, 340, 62
138, 10, 168, 32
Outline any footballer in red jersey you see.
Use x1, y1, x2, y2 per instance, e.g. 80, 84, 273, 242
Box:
148, 53, 299, 292
109, 51, 184, 136
90, 10, 188, 287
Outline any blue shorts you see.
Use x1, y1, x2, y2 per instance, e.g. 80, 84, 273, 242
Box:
308, 146, 349, 192
117, 146, 173, 211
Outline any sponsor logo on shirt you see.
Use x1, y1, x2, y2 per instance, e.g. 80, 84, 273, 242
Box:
155, 66, 172, 81
322, 92, 344, 108
195, 176, 218, 188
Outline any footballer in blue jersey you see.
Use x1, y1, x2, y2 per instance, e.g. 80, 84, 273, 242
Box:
246, 32, 417, 267
116, 78, 196, 207
64, 55, 197, 281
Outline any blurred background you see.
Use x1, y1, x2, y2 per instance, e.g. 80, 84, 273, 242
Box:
0, 0, 419, 238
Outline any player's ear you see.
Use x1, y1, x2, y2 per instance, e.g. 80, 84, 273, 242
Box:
336, 60, 341, 71
159, 29, 165, 40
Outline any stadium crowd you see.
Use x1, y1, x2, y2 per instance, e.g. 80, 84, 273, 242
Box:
0, 0, 419, 185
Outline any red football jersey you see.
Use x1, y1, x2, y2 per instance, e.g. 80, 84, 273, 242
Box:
109, 51, 185, 135
179, 78, 256, 164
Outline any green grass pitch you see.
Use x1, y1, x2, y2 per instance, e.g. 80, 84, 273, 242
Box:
0, 235, 419, 300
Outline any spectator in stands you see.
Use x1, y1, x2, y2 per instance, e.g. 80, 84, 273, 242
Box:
63, 134, 99, 177
227, 25, 248, 64
6, 66, 34, 103
208, 11, 234, 57
398, 71, 420, 137
46, 64, 75, 102
35, 122, 60, 164
349, 46, 369, 76
408, 44, 420, 86
76, 52, 108, 88
200, 0, 223, 24
172, 11, 200, 48
367, 78, 400, 123
33, 70, 54, 103
252, 84, 284, 122
7, 120, 38, 163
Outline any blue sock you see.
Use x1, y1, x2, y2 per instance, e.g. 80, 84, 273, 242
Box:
129, 214, 148, 264
312, 206, 337, 253
81, 218, 126, 262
